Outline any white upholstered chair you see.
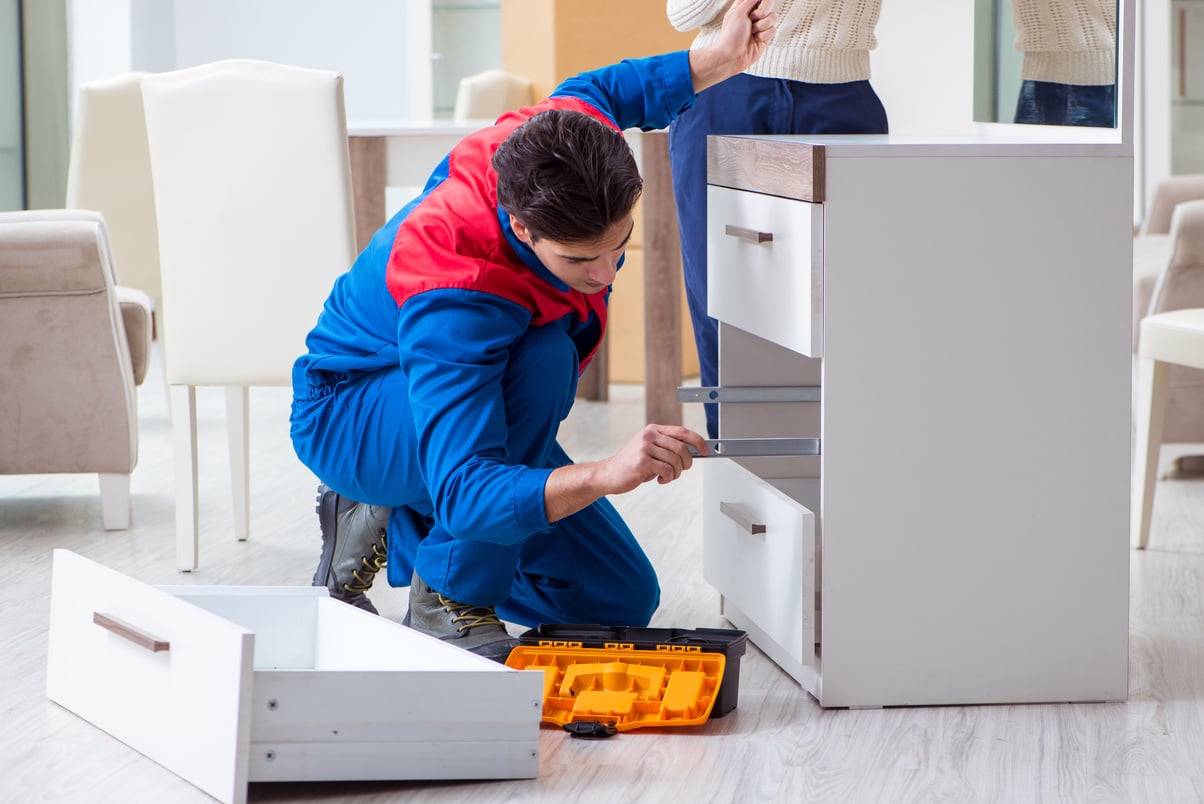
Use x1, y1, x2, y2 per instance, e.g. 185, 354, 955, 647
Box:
0, 210, 152, 529
453, 68, 533, 122
1133, 308, 1204, 549
142, 60, 357, 570
66, 72, 161, 322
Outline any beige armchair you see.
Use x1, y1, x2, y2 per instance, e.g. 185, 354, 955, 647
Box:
1132, 185, 1204, 483
1142, 174, 1204, 236
0, 210, 152, 529
1134, 176, 1204, 347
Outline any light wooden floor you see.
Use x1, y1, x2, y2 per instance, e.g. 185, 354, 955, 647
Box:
3, 345, 1204, 804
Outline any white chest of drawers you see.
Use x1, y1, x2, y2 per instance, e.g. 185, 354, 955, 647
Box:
701, 135, 1133, 708
46, 550, 542, 804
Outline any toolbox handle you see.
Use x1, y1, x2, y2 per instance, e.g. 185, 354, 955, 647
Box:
93, 611, 171, 653
719, 501, 767, 535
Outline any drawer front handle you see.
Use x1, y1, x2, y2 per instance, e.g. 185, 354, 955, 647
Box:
93, 611, 171, 653
719, 501, 767, 534
724, 224, 773, 244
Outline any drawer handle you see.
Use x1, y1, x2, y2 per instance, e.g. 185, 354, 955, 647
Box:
93, 611, 171, 653
724, 224, 773, 244
719, 501, 767, 534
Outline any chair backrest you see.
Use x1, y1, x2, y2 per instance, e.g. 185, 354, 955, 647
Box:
141, 59, 357, 387
1143, 174, 1204, 235
66, 72, 161, 302
1149, 199, 1204, 316
453, 68, 533, 123
0, 210, 137, 475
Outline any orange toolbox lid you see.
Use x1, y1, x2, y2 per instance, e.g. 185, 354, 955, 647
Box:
504, 645, 725, 732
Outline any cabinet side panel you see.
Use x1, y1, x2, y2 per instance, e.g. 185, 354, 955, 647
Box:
818, 155, 1132, 706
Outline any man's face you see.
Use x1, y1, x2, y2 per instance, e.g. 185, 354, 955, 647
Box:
510, 214, 634, 294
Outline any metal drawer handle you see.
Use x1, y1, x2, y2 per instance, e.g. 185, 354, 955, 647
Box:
724, 224, 773, 244
719, 501, 767, 534
93, 611, 171, 653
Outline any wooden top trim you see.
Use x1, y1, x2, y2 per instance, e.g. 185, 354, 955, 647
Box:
706, 136, 824, 202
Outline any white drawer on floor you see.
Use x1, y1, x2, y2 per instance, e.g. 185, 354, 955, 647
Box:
702, 460, 816, 674
46, 550, 542, 804
707, 185, 823, 357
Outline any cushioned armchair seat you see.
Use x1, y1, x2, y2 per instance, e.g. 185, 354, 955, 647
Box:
0, 210, 151, 529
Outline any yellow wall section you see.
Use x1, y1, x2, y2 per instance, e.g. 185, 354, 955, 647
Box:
607, 249, 698, 383
501, 0, 694, 102
500, 0, 699, 383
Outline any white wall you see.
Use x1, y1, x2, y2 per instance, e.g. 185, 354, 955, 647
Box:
67, 0, 133, 112
69, 0, 432, 125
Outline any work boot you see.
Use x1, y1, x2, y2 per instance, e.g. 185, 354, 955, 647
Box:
313, 485, 391, 614
402, 571, 519, 663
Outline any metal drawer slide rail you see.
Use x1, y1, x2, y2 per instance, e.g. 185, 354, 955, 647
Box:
678, 386, 821, 403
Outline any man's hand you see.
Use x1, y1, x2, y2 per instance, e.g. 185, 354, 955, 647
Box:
599, 424, 710, 493
543, 424, 709, 523
689, 0, 778, 93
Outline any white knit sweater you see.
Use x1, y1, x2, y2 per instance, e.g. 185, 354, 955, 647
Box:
667, 0, 881, 84
1011, 0, 1116, 85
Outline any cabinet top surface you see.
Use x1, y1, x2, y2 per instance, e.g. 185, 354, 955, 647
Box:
718, 131, 1128, 158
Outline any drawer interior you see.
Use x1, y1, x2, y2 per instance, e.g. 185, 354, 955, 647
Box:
162, 587, 497, 672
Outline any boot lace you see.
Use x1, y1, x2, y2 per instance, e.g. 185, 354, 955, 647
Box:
437, 594, 505, 633
342, 534, 387, 593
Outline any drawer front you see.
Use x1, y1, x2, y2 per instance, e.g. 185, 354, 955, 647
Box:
707, 185, 823, 356
47, 550, 254, 804
702, 460, 816, 665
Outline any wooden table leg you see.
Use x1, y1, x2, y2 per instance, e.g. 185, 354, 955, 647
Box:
641, 131, 682, 425
576, 333, 609, 401
348, 135, 387, 254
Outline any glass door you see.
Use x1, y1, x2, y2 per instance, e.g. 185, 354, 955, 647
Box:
1173, 0, 1204, 172
0, 0, 23, 210
431, 0, 501, 118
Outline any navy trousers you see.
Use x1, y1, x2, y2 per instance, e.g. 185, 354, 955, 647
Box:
290, 323, 660, 627
669, 73, 888, 437
1014, 80, 1116, 128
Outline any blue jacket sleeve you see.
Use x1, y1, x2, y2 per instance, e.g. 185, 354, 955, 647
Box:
397, 289, 554, 545
551, 51, 697, 131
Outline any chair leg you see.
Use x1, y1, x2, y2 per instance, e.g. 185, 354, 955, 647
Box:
1132, 355, 1170, 550
171, 384, 200, 570
98, 473, 131, 530
226, 386, 250, 542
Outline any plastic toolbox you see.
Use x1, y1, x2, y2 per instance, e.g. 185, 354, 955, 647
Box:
504, 645, 725, 732
515, 625, 748, 718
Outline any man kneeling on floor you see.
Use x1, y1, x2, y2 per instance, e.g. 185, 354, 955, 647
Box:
289, 0, 777, 661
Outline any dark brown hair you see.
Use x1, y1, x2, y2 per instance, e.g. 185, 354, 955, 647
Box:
492, 109, 642, 243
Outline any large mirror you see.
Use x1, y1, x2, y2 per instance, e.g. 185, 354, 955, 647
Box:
974, 0, 1118, 128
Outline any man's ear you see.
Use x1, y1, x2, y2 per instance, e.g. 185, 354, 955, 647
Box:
509, 215, 533, 245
